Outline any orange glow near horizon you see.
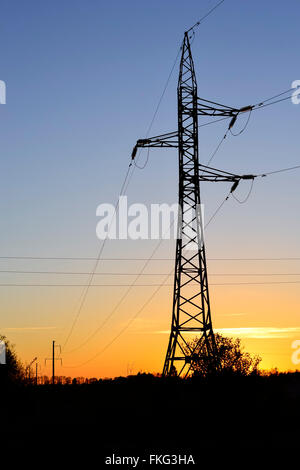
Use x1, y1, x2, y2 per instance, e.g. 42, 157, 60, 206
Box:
2, 272, 300, 378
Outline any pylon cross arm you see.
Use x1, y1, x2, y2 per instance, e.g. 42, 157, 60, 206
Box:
199, 164, 256, 183
197, 96, 253, 118
131, 131, 178, 159
197, 96, 238, 117
131, 135, 257, 184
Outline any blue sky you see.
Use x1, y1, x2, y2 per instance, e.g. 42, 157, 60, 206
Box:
0, 0, 299, 254
0, 0, 299, 375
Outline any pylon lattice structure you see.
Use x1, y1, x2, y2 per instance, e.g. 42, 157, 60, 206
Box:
132, 32, 255, 377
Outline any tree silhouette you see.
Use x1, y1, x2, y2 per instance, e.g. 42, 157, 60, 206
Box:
185, 333, 261, 377
0, 334, 25, 385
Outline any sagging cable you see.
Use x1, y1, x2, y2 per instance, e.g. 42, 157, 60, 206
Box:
228, 105, 254, 136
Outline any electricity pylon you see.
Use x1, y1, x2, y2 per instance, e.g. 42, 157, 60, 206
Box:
45, 340, 62, 385
132, 32, 255, 377
26, 356, 37, 383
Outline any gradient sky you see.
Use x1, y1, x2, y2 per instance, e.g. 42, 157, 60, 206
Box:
0, 0, 300, 378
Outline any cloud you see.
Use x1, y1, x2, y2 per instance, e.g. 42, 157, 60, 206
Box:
215, 313, 247, 317
215, 327, 300, 339
154, 327, 300, 339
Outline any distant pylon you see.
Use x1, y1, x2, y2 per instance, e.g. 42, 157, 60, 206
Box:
45, 340, 62, 384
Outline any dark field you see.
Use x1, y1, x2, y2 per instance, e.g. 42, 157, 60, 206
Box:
1, 372, 300, 463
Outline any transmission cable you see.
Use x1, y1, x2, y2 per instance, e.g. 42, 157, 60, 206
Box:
62, 282, 300, 368
259, 165, 300, 177
133, 0, 227, 170
186, 0, 226, 33
134, 147, 150, 170
62, 193, 230, 364
61, 44, 183, 349
61, 161, 133, 351
3, 280, 300, 288
254, 94, 295, 111
3, 269, 300, 276
205, 192, 231, 228
85, 179, 259, 360
67, 58, 217, 347
3, 269, 300, 277
63, 219, 176, 354
229, 109, 252, 136
256, 87, 295, 105
204, 128, 229, 168
132, 46, 181, 171
62, 269, 173, 368
64, 187, 235, 355
231, 179, 254, 204
198, 87, 296, 129
2, 255, 300, 261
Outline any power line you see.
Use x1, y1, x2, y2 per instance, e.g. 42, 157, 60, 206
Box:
10, 171, 300, 361
259, 165, 300, 177
63, 223, 176, 354
256, 87, 295, 105
61, 40, 184, 350
205, 192, 231, 227
186, 0, 226, 33
231, 179, 254, 204
198, 88, 295, 129
61, 161, 133, 351
0, 100, 299, 353
2, 256, 300, 261
147, 48, 181, 132
199, 115, 231, 128
61, 44, 182, 349
3, 270, 300, 276
204, 128, 229, 167
0, 269, 173, 275
206, 281, 300, 286
209, 273, 300, 277
128, 45, 181, 176
61, 267, 175, 368
0, 283, 172, 287
254, 94, 295, 110
229, 109, 252, 136
54, 180, 232, 356
61, 44, 182, 348
60, 85, 300, 366
2, 280, 300, 287
54, 25, 299, 369
62, 277, 300, 368
63, 185, 234, 355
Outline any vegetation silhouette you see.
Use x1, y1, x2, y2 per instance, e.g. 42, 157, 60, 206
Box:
0, 334, 24, 386
184, 333, 261, 377
0, 333, 299, 457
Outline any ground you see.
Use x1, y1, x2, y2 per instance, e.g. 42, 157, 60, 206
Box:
1, 373, 299, 463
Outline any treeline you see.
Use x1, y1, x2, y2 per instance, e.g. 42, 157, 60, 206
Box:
1, 332, 300, 387
26, 370, 300, 386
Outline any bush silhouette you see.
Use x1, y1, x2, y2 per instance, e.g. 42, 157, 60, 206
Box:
0, 334, 25, 385
184, 333, 261, 377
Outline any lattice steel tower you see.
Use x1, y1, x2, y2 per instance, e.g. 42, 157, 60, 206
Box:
132, 32, 254, 377
163, 33, 216, 377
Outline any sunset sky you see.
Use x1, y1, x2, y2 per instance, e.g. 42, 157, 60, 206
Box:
1, 0, 300, 378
